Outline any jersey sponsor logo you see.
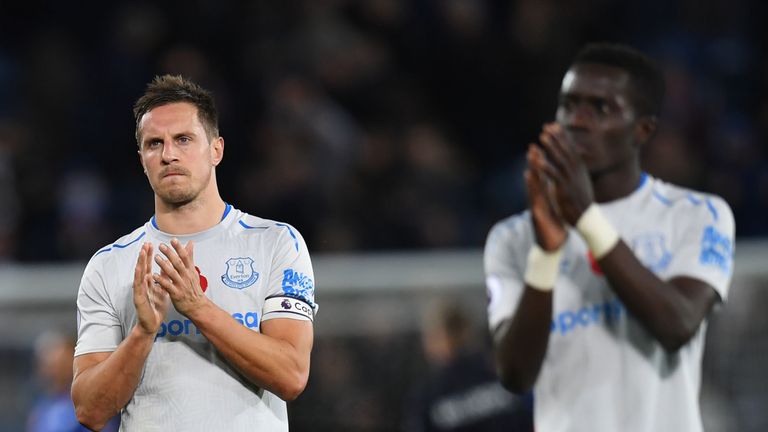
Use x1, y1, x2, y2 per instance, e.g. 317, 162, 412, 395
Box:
281, 268, 314, 304
631, 232, 672, 273
550, 298, 624, 335
155, 311, 259, 339
699, 225, 732, 274
221, 257, 259, 289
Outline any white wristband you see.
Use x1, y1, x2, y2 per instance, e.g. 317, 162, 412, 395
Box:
524, 244, 563, 292
576, 204, 620, 260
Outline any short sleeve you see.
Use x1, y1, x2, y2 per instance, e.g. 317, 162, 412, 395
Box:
484, 215, 530, 333
666, 196, 735, 301
75, 258, 123, 356
262, 224, 316, 322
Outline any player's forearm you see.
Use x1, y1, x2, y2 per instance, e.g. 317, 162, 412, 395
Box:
189, 303, 309, 400
575, 204, 708, 352
72, 327, 155, 428
494, 287, 552, 393
599, 242, 706, 351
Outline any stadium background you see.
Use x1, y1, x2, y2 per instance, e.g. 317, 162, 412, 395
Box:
0, 0, 766, 430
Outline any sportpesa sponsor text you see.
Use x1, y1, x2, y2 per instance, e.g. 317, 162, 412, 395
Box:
155, 311, 259, 339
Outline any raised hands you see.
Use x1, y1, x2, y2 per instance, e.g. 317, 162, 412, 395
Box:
526, 143, 567, 251
152, 239, 210, 318
536, 122, 594, 225
133, 242, 171, 335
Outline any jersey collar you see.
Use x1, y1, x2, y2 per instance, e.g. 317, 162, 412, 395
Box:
147, 203, 235, 243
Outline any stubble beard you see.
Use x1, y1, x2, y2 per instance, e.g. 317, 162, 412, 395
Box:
155, 171, 211, 208
158, 186, 197, 207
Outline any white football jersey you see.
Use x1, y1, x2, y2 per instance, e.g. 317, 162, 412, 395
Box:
485, 174, 734, 432
75, 204, 316, 431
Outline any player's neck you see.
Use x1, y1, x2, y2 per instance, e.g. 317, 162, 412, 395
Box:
153, 190, 227, 235
591, 162, 643, 203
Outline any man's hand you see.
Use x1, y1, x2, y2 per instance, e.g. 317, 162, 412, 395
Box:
538, 122, 594, 225
133, 242, 171, 335
526, 143, 567, 251
153, 239, 211, 318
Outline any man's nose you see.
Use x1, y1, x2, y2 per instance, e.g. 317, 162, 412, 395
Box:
161, 141, 179, 162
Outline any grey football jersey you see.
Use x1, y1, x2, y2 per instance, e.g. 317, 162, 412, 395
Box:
485, 175, 734, 432
75, 205, 316, 431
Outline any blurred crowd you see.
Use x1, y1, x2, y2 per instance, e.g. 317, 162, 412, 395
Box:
25, 332, 119, 432
0, 0, 765, 262
289, 298, 533, 432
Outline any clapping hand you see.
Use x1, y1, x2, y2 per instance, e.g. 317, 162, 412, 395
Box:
153, 239, 210, 318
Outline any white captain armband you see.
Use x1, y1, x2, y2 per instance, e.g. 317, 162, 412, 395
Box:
263, 296, 315, 322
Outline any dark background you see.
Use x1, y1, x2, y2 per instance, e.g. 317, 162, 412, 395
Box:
0, 0, 765, 263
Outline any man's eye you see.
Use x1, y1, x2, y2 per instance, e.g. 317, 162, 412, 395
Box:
178, 136, 191, 143
148, 140, 162, 148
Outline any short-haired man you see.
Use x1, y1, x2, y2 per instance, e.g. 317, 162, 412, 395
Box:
485, 44, 734, 431
72, 75, 316, 431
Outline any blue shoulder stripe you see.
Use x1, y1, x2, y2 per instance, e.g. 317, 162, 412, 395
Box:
95, 232, 146, 256
651, 189, 673, 206
237, 219, 299, 251
276, 223, 299, 252
686, 193, 702, 205
706, 198, 718, 221
239, 220, 268, 230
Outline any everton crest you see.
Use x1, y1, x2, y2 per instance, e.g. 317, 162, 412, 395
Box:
631, 232, 672, 273
221, 257, 259, 289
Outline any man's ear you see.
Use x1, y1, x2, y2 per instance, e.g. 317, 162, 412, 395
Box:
634, 115, 658, 148
211, 137, 224, 166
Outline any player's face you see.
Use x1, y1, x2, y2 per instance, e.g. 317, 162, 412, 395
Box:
137, 102, 222, 206
555, 63, 641, 176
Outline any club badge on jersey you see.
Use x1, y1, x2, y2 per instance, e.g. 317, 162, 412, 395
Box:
631, 232, 672, 273
221, 257, 259, 289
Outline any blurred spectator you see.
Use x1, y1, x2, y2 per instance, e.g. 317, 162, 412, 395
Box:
56, 169, 111, 260
26, 331, 118, 432
391, 124, 475, 248
0, 0, 763, 261
0, 120, 21, 260
402, 300, 533, 432
290, 338, 389, 431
